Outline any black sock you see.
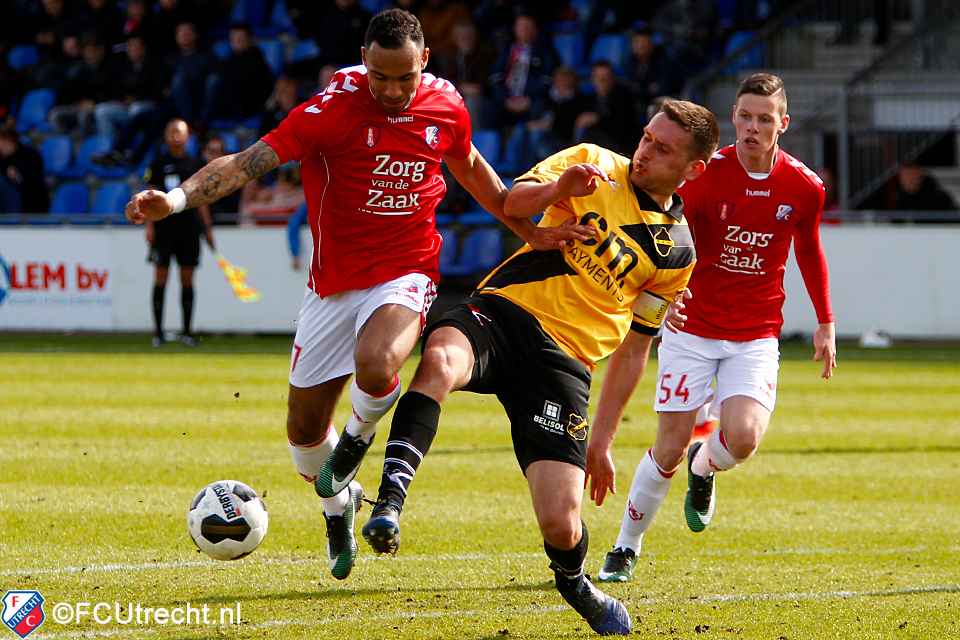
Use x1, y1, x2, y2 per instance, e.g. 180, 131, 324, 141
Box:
376, 391, 441, 509
181, 284, 194, 335
152, 284, 165, 337
544, 520, 588, 589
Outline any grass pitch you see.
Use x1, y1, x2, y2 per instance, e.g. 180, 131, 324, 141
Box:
1, 334, 958, 639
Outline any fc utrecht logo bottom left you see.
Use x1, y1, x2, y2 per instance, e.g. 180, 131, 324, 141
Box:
2, 591, 45, 638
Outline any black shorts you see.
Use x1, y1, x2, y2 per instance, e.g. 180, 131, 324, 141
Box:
149, 226, 201, 268
426, 294, 592, 474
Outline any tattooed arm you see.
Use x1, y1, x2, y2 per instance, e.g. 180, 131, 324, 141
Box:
125, 141, 282, 224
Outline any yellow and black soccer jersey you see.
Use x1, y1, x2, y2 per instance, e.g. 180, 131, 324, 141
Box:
476, 144, 696, 368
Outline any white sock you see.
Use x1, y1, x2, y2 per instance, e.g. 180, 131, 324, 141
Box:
288, 424, 349, 515
344, 375, 401, 441
691, 427, 747, 477
614, 449, 676, 553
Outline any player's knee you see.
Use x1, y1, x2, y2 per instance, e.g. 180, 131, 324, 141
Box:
354, 351, 402, 394
721, 428, 760, 460
538, 512, 581, 550
416, 346, 464, 391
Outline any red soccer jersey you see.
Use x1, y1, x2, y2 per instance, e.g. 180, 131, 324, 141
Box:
262, 66, 472, 297
676, 144, 833, 340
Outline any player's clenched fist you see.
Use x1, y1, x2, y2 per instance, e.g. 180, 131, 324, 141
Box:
125, 189, 174, 225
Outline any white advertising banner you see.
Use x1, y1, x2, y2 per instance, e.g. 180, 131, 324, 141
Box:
0, 230, 114, 330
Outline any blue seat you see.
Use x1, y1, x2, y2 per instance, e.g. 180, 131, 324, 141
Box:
443, 228, 503, 276
472, 129, 501, 164
8, 44, 40, 70
72, 135, 126, 178
721, 31, 764, 75
257, 39, 285, 77
587, 34, 631, 75
212, 39, 232, 60
269, 0, 297, 34
220, 132, 241, 154
229, 0, 267, 26
437, 227, 457, 273
16, 88, 55, 133
40, 135, 73, 176
553, 33, 586, 69
359, 0, 389, 13
288, 39, 320, 64
49, 182, 90, 215
91, 181, 131, 216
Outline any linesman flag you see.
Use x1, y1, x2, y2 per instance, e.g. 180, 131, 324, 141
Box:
215, 252, 262, 302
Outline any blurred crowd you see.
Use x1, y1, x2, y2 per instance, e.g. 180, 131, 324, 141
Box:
0, 0, 954, 218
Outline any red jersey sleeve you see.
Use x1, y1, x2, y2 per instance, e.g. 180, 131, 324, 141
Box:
793, 179, 834, 323
442, 83, 472, 161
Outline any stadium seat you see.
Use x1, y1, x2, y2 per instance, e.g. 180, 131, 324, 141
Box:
437, 227, 457, 273
212, 39, 232, 59
7, 44, 39, 70
91, 181, 131, 216
587, 34, 631, 75
73, 135, 127, 179
443, 228, 503, 276
39, 135, 73, 177
359, 0, 389, 13
268, 0, 297, 35
16, 88, 55, 133
288, 39, 320, 64
257, 39, 285, 77
553, 33, 586, 69
220, 132, 241, 154
229, 0, 267, 27
721, 31, 764, 75
48, 182, 91, 217
472, 128, 512, 175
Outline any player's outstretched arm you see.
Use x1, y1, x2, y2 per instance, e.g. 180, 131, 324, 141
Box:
125, 141, 282, 225
444, 145, 595, 250
586, 331, 654, 506
813, 321, 837, 379
504, 163, 610, 219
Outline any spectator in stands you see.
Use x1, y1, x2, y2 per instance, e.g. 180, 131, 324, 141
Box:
625, 29, 683, 119
122, 0, 153, 40
893, 162, 958, 212
259, 75, 302, 139
48, 30, 121, 135
419, 0, 471, 59
0, 119, 48, 214
510, 65, 591, 172
151, 0, 192, 58
201, 135, 242, 224
284, 0, 322, 39
314, 0, 370, 71
472, 0, 515, 52
0, 41, 23, 121
93, 32, 169, 138
574, 60, 639, 157
145, 118, 214, 347
168, 21, 219, 135
650, 0, 717, 71
75, 0, 126, 49
582, 1, 657, 47
205, 22, 275, 127
33, 0, 82, 94
433, 19, 496, 127
489, 12, 558, 128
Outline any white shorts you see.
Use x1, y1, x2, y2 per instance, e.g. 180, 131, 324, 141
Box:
654, 330, 780, 414
289, 273, 437, 388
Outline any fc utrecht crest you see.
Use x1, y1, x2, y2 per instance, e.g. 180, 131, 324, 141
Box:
424, 125, 440, 149
2, 591, 45, 638
716, 201, 734, 221
361, 124, 381, 148
776, 204, 794, 223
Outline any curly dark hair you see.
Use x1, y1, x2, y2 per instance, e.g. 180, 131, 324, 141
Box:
364, 9, 423, 52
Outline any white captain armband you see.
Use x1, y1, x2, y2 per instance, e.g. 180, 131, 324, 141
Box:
167, 187, 187, 213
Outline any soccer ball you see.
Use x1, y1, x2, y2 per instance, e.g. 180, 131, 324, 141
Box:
187, 480, 268, 560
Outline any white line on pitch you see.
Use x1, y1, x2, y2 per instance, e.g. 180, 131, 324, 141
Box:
6, 545, 959, 578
